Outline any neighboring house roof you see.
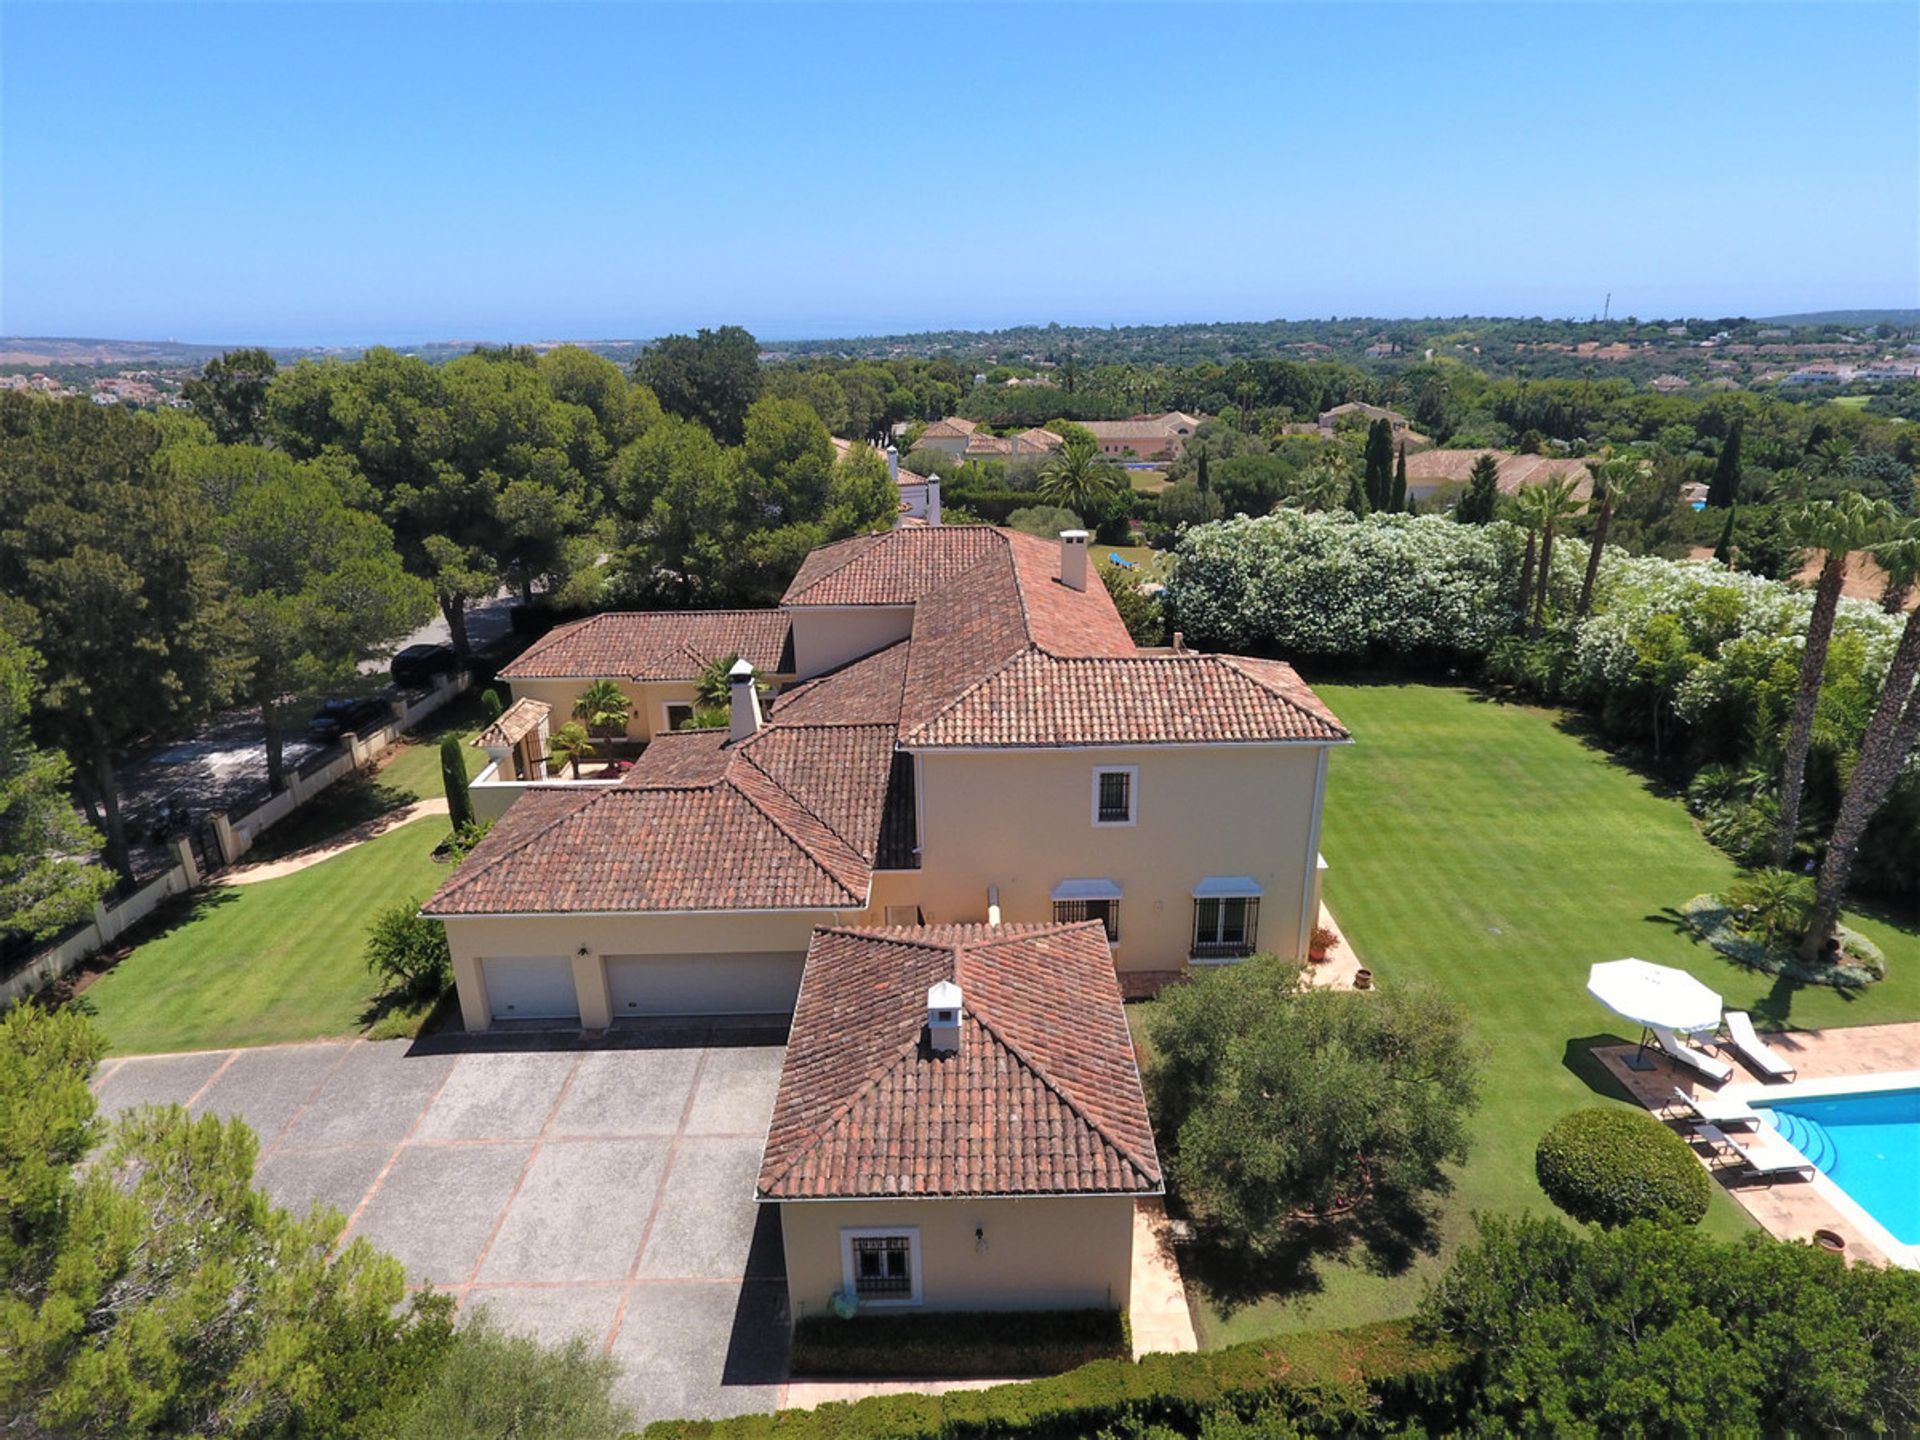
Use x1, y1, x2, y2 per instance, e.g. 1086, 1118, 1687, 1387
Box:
1016, 427, 1066, 448
830, 436, 928, 488
757, 922, 1162, 1200
1080, 413, 1195, 441
1404, 449, 1593, 501
499, 611, 794, 681
1318, 401, 1410, 427
472, 697, 549, 750
918, 417, 979, 439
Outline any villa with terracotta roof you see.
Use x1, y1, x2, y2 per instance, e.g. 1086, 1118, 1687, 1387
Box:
428, 521, 1348, 1029
1081, 412, 1203, 461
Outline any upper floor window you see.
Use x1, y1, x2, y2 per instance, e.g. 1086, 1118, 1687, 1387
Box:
1092, 766, 1137, 826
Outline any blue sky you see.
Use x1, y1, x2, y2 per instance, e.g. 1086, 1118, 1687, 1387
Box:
3, 2, 1915, 344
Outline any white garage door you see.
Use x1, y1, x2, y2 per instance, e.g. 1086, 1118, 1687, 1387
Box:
483, 955, 580, 1021
605, 952, 805, 1017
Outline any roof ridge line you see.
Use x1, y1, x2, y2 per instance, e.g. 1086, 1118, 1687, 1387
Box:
898, 643, 1034, 745
757, 1025, 926, 1197
1211, 654, 1351, 737
965, 1003, 1158, 1186
734, 742, 880, 867
782, 532, 884, 603
725, 765, 867, 904
423, 784, 619, 906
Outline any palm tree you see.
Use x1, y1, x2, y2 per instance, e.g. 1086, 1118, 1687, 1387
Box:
1576, 452, 1649, 618
1802, 526, 1920, 958
695, 653, 739, 712
1511, 477, 1584, 636
1508, 490, 1544, 628
1038, 438, 1125, 517
1773, 493, 1899, 865
572, 678, 632, 742
547, 720, 594, 779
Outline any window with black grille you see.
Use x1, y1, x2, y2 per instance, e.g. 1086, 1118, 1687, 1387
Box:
850, 1235, 913, 1298
1192, 896, 1259, 959
1054, 897, 1120, 942
1095, 768, 1133, 824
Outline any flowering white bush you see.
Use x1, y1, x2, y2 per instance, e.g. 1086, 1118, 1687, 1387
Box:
1167, 512, 1579, 659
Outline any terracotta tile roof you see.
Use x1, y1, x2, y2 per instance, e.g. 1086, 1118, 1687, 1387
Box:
904, 650, 1350, 748
918, 417, 979, 439
780, 526, 1006, 607
1080, 413, 1196, 440
1016, 427, 1065, 448
769, 641, 910, 728
758, 922, 1162, 1200
473, 697, 549, 749
499, 611, 793, 681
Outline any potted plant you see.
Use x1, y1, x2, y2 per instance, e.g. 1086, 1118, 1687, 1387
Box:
1308, 925, 1337, 963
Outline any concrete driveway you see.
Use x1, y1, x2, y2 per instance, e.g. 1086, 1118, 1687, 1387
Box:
92, 1026, 790, 1427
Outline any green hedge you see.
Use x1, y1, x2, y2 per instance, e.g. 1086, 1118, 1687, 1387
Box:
1535, 1107, 1712, 1228
788, 1310, 1127, 1380
640, 1320, 1458, 1439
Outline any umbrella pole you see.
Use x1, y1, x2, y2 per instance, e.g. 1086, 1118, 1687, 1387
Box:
1625, 1025, 1656, 1072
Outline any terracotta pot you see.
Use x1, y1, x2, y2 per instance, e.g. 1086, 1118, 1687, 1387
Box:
1308, 945, 1330, 964
1814, 1229, 1846, 1254
1352, 968, 1374, 990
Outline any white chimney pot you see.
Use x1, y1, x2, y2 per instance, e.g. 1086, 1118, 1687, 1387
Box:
927, 979, 963, 1054
886, 444, 899, 484
728, 659, 762, 742
926, 475, 942, 527
1059, 529, 1089, 591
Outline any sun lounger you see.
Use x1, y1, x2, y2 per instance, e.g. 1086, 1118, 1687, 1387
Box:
1652, 1025, 1734, 1084
1665, 1086, 1760, 1130
1722, 1011, 1797, 1082
1693, 1123, 1817, 1183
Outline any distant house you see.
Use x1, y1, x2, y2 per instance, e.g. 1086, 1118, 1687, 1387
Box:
1647, 375, 1691, 394
960, 427, 1065, 463
1781, 366, 1852, 387
1317, 401, 1412, 432
1403, 449, 1594, 505
1363, 342, 1397, 359
832, 437, 941, 525
912, 417, 981, 459
1080, 412, 1203, 461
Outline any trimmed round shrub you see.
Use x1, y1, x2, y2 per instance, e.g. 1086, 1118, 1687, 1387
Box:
1536, 1107, 1711, 1228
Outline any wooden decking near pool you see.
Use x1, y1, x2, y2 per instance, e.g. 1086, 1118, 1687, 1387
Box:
1598, 1021, 1920, 1267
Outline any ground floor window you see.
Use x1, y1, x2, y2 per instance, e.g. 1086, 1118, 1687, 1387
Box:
1054, 897, 1120, 942
1192, 896, 1259, 959
841, 1227, 920, 1305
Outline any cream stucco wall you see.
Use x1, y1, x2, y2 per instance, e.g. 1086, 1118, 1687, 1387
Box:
777, 1194, 1137, 1319
506, 677, 775, 745
443, 909, 855, 1029
787, 608, 913, 681
905, 744, 1332, 973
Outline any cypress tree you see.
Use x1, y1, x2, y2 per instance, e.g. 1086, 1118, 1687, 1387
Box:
1391, 442, 1409, 513
1196, 447, 1211, 493
1707, 418, 1743, 508
1346, 467, 1371, 518
1364, 419, 1394, 510
1713, 504, 1738, 568
1458, 453, 1500, 524
441, 733, 475, 833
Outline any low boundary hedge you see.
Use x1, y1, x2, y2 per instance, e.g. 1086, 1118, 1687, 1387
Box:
640, 1320, 1459, 1439
788, 1309, 1127, 1380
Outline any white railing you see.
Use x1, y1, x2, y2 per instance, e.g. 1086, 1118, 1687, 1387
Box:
468, 756, 620, 823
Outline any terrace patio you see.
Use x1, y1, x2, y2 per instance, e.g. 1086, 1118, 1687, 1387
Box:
1598, 1020, 1920, 1267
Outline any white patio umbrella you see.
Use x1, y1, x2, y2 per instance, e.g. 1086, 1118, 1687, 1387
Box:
1587, 959, 1723, 1071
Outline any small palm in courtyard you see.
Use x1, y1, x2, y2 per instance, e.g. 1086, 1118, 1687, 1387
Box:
572, 678, 631, 741
1038, 438, 1125, 518
548, 720, 594, 778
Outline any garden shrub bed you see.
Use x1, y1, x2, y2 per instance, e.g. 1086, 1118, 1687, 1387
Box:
787, 1309, 1128, 1379
1680, 893, 1885, 987
1536, 1107, 1711, 1228
645, 1320, 1458, 1439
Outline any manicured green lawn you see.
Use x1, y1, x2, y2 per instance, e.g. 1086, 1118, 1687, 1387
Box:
81, 819, 452, 1055
1169, 680, 1920, 1346
376, 690, 494, 796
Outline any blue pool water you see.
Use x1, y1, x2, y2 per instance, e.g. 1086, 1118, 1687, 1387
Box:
1762, 1088, 1920, 1245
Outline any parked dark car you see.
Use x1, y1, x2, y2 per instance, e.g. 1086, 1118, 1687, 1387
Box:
390, 642, 461, 689
307, 696, 390, 742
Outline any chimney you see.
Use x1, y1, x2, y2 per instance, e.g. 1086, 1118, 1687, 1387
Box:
1059, 529, 1089, 591
1172, 630, 1185, 653
728, 659, 762, 742
926, 475, 942, 527
927, 979, 962, 1054
886, 443, 900, 484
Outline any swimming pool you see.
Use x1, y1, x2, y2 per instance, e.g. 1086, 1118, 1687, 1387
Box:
1761, 1087, 1920, 1246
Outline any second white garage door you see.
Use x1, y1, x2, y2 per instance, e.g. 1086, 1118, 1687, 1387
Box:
483, 955, 580, 1021
605, 952, 805, 1017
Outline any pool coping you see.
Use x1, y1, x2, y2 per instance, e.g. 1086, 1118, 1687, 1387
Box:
1739, 1073, 1920, 1270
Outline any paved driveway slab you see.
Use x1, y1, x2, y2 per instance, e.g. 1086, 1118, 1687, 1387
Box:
98, 1029, 791, 1424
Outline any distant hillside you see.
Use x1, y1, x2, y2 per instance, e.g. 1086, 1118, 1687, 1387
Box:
0, 336, 654, 368
1757, 309, 1920, 328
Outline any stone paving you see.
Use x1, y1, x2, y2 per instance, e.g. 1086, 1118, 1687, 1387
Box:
1598, 1019, 1920, 1267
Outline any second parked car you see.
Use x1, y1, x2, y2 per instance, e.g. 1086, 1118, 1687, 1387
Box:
307, 696, 391, 742
391, 642, 461, 689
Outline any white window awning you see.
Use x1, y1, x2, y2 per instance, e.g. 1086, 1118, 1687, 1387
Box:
1051, 878, 1124, 902
1191, 875, 1264, 899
